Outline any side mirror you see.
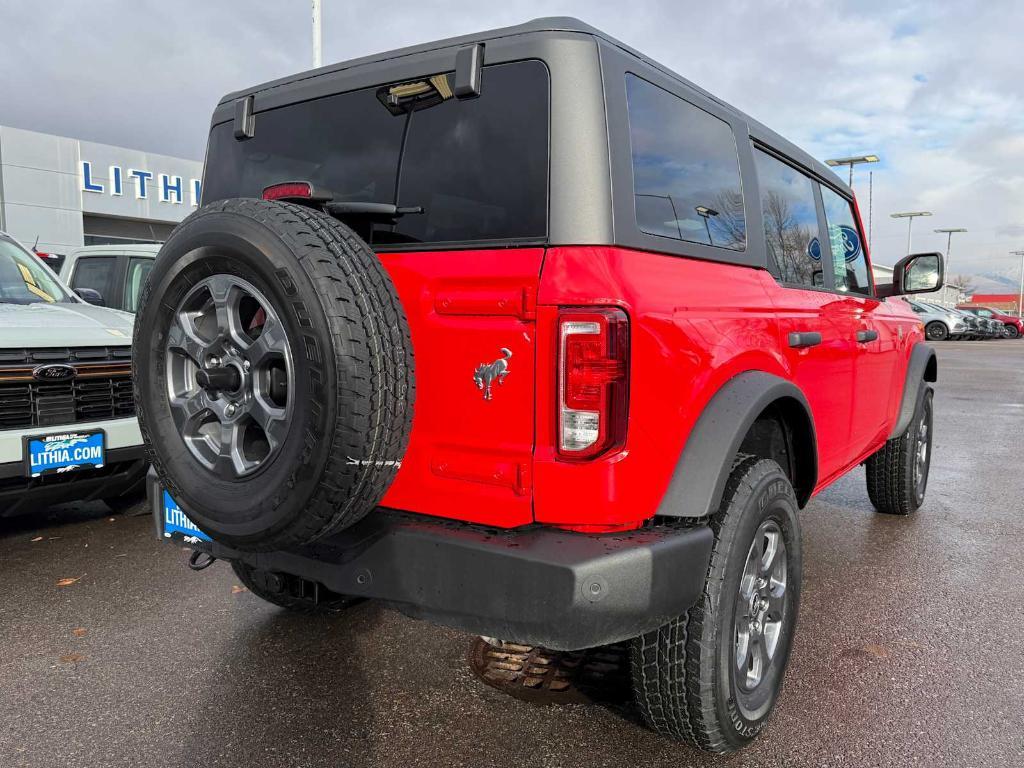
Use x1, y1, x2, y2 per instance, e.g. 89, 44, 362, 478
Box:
879, 252, 944, 297
75, 287, 105, 306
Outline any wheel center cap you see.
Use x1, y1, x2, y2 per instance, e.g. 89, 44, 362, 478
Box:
196, 365, 243, 394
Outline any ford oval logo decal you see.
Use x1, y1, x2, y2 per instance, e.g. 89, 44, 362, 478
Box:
839, 225, 862, 263
32, 364, 77, 382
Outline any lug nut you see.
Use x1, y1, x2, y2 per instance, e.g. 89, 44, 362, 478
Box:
225, 403, 237, 417
208, 356, 221, 368
243, 360, 251, 371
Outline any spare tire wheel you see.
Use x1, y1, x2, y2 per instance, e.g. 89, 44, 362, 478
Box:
133, 198, 414, 551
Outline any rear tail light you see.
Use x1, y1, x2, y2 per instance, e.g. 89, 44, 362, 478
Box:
557, 307, 629, 460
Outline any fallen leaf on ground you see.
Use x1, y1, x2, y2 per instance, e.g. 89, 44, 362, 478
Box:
72, 628, 87, 637
56, 577, 81, 587
863, 643, 889, 659
59, 653, 85, 663
231, 585, 248, 594
31, 536, 43, 542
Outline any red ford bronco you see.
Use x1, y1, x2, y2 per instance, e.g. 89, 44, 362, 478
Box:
136, 18, 943, 753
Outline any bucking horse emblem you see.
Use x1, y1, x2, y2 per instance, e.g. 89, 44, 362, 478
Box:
473, 348, 512, 401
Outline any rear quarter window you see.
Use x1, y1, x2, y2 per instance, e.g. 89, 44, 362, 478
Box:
203, 60, 550, 248
625, 74, 745, 251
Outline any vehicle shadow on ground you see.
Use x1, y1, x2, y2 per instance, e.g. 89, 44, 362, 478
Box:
0, 499, 142, 538
178, 601, 385, 767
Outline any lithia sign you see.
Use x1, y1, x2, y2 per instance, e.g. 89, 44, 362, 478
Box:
80, 161, 202, 207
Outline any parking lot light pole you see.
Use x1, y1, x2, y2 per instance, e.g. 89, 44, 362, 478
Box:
891, 211, 932, 254
312, 0, 323, 68
935, 227, 967, 274
824, 154, 880, 188
1013, 250, 1024, 319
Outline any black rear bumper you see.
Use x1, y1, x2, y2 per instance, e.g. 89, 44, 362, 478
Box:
149, 471, 713, 651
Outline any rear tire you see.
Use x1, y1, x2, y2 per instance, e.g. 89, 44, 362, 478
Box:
866, 386, 933, 515
631, 458, 802, 753
1004, 324, 1018, 339
925, 322, 948, 341
230, 561, 361, 614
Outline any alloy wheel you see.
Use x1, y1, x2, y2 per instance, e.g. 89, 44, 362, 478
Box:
734, 520, 788, 691
164, 274, 293, 479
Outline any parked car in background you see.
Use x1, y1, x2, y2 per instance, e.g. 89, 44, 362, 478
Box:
0, 231, 146, 516
903, 298, 967, 340
957, 305, 1023, 339
915, 301, 983, 340
59, 244, 160, 313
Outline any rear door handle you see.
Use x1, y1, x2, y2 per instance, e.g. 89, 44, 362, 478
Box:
856, 329, 879, 343
788, 331, 822, 349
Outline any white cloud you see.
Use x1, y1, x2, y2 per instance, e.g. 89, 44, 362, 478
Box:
1, 0, 1020, 279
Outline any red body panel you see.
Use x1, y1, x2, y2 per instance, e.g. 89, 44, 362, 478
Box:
377, 244, 922, 531
377, 248, 543, 528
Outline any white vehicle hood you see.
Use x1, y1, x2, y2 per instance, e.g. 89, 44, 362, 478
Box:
0, 302, 134, 348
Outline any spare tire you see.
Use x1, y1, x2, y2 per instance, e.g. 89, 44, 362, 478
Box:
133, 198, 414, 551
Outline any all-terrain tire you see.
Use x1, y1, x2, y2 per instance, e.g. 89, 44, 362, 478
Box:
925, 322, 949, 341
133, 199, 414, 551
230, 561, 361, 614
865, 386, 933, 515
631, 458, 802, 753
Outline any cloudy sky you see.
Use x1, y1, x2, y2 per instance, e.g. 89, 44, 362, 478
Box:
2, 0, 1022, 286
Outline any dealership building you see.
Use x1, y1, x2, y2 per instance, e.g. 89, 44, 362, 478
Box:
0, 125, 202, 255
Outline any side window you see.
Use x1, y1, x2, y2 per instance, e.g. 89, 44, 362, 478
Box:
977, 309, 993, 317
70, 256, 118, 303
625, 74, 745, 251
124, 257, 154, 313
752, 149, 823, 288
819, 186, 871, 295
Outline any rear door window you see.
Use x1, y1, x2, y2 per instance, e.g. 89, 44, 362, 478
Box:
625, 74, 745, 251
752, 149, 824, 288
124, 257, 154, 313
70, 256, 119, 304
203, 60, 549, 248
819, 186, 872, 295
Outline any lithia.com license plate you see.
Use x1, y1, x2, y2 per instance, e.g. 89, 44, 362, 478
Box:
24, 430, 105, 477
161, 490, 211, 543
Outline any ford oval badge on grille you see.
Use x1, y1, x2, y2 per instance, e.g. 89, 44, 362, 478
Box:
32, 364, 77, 382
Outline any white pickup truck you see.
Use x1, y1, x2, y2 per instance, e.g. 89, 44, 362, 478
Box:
0, 231, 146, 516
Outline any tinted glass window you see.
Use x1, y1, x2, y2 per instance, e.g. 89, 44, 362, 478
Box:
625, 74, 745, 250
820, 186, 871, 295
204, 61, 549, 247
753, 149, 823, 287
71, 256, 118, 303
124, 257, 154, 313
393, 61, 548, 245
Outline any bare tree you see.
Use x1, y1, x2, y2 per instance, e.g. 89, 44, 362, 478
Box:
952, 273, 975, 292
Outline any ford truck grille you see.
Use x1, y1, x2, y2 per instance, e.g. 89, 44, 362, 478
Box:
0, 348, 134, 429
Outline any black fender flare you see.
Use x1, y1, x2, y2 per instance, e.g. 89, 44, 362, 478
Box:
890, 343, 937, 438
656, 371, 817, 518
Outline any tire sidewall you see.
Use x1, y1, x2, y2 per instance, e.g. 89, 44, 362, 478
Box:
135, 207, 337, 541
716, 464, 802, 743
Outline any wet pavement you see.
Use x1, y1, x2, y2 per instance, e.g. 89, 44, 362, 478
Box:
1, 341, 1023, 768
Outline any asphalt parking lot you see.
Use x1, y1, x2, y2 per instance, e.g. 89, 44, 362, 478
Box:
1, 341, 1022, 768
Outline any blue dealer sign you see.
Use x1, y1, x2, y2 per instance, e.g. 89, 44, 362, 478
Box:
81, 161, 201, 207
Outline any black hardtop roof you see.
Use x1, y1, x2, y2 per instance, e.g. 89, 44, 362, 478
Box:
219, 16, 846, 194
